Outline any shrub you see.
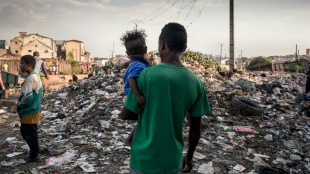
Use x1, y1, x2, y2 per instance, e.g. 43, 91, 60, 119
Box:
247, 57, 271, 69
285, 65, 304, 73
71, 60, 79, 66
181, 50, 224, 71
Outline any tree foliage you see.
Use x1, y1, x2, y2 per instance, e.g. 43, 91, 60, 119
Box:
181, 50, 222, 70
68, 51, 74, 61
247, 57, 271, 68
285, 65, 304, 73
67, 51, 78, 66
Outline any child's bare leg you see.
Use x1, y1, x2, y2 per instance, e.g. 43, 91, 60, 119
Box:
124, 125, 136, 146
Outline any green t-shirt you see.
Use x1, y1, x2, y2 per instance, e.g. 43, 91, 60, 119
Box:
125, 63, 211, 174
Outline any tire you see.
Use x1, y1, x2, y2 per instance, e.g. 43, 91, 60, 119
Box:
231, 97, 263, 116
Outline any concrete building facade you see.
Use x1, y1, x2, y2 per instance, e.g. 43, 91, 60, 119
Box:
10, 32, 56, 58
65, 40, 85, 62
307, 48, 310, 56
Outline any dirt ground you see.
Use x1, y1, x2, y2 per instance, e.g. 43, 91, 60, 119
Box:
43, 74, 88, 91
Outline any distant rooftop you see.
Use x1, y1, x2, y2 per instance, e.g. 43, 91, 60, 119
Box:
65, 40, 84, 43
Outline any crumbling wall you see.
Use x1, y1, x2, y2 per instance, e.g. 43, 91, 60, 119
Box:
249, 59, 309, 72
0, 58, 20, 74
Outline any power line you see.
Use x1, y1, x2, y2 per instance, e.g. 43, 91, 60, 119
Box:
142, 0, 172, 21
149, 0, 195, 26
185, 0, 197, 20
186, 0, 209, 27
145, 0, 181, 23
176, 0, 185, 21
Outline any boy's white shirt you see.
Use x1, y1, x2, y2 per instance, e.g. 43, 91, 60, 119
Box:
20, 72, 42, 102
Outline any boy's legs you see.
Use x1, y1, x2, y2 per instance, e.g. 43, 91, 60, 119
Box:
124, 125, 136, 146
20, 124, 39, 159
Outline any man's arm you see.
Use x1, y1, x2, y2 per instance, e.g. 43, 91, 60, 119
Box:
120, 106, 138, 120
41, 63, 49, 79
128, 78, 146, 105
182, 116, 201, 173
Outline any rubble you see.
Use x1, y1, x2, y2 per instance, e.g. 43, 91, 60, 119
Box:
0, 64, 309, 173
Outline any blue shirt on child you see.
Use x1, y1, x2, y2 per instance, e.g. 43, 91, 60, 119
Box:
123, 56, 150, 95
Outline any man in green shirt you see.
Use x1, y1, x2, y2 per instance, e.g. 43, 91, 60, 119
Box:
120, 23, 211, 174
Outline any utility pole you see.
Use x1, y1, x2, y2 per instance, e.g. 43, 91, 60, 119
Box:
219, 43, 224, 65
295, 44, 298, 60
240, 50, 243, 58
130, 19, 143, 30
112, 43, 114, 58
229, 0, 235, 72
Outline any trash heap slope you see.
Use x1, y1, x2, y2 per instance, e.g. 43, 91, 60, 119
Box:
1, 69, 310, 173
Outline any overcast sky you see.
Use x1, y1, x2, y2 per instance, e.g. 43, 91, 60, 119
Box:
0, 0, 309, 58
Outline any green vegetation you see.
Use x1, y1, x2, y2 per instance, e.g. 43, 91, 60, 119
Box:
66, 51, 78, 66
60, 71, 69, 75
72, 67, 81, 74
181, 50, 224, 71
285, 65, 305, 73
71, 60, 79, 66
247, 57, 272, 69
68, 51, 74, 62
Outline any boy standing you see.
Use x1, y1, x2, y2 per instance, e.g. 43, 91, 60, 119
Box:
121, 29, 150, 146
18, 55, 43, 162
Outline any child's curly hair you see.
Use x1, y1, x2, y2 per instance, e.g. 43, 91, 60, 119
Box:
120, 29, 147, 45
121, 29, 147, 55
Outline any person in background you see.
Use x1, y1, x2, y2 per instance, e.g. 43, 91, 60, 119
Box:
33, 52, 49, 80
3, 62, 8, 71
80, 64, 84, 74
52, 65, 56, 75
87, 64, 90, 73
0, 64, 6, 108
56, 64, 59, 75
18, 55, 43, 162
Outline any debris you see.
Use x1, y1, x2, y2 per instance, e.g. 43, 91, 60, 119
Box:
99, 120, 110, 129
264, 134, 273, 141
233, 164, 246, 172
233, 126, 259, 134
198, 161, 214, 174
1, 70, 309, 173
1, 159, 26, 167
6, 152, 23, 158
80, 162, 96, 173
290, 154, 302, 161
5, 137, 17, 144
231, 98, 263, 116
194, 151, 206, 160
45, 152, 76, 166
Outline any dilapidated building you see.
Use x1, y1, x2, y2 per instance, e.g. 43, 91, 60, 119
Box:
10, 32, 57, 58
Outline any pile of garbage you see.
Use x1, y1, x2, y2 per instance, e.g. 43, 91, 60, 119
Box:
0, 67, 310, 173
